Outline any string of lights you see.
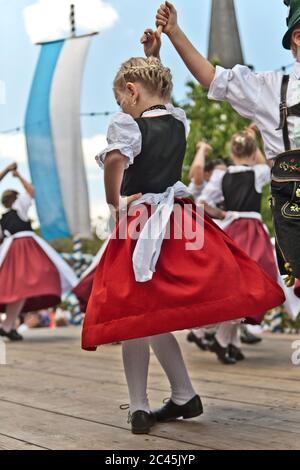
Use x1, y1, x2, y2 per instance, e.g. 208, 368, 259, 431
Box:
0, 111, 116, 135
0, 60, 296, 135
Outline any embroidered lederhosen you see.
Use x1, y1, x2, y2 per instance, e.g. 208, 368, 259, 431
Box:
271, 74, 300, 284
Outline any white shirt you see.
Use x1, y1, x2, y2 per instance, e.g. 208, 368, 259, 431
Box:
198, 165, 271, 207
96, 104, 189, 169
208, 62, 300, 160
12, 192, 32, 222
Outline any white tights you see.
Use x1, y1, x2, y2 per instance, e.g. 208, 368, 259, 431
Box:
1, 299, 26, 332
122, 333, 196, 413
216, 322, 241, 349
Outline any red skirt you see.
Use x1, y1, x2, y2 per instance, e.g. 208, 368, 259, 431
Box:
225, 218, 278, 324
82, 201, 284, 350
73, 269, 95, 312
0, 237, 61, 313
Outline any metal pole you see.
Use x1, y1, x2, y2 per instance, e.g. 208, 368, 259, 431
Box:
70, 4, 76, 38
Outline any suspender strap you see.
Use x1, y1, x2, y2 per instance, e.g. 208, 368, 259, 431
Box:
276, 75, 290, 151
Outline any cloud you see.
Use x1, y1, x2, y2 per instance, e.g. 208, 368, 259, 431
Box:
24, 0, 119, 43
82, 133, 107, 169
0, 132, 27, 163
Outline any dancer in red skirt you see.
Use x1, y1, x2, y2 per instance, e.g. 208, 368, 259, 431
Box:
198, 128, 279, 363
0, 170, 78, 341
82, 45, 284, 433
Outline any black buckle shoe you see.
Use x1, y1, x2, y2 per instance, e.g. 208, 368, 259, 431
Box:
0, 328, 23, 342
187, 331, 211, 351
209, 339, 236, 365
229, 344, 245, 361
241, 329, 262, 345
153, 395, 203, 423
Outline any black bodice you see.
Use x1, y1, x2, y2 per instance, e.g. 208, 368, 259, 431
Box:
222, 171, 262, 213
121, 115, 186, 196
0, 210, 33, 235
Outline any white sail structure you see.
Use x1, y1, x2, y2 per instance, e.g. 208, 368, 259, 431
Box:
25, 33, 96, 240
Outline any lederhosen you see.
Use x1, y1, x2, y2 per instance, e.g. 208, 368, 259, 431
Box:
271, 74, 300, 285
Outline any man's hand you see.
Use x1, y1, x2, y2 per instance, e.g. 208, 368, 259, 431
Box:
156, 1, 179, 36
141, 28, 161, 58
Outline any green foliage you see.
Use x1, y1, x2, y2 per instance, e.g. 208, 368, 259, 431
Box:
183, 80, 250, 180
49, 234, 102, 255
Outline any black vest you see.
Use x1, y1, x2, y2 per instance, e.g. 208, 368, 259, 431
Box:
222, 171, 261, 213
121, 115, 186, 196
0, 210, 33, 236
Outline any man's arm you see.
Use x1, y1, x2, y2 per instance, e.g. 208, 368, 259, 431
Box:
156, 2, 215, 88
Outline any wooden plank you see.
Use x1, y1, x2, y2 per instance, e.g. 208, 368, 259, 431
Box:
0, 401, 208, 451
0, 327, 299, 450
0, 433, 46, 450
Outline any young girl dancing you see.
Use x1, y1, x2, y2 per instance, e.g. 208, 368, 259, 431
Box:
82, 52, 284, 434
199, 129, 278, 363
0, 170, 77, 341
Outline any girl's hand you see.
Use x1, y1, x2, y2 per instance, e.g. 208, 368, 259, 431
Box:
156, 2, 179, 36
111, 193, 143, 222
141, 28, 161, 58
6, 162, 17, 173
196, 141, 212, 156
246, 123, 259, 137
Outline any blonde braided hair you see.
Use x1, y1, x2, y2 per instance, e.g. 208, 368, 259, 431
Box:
113, 57, 173, 100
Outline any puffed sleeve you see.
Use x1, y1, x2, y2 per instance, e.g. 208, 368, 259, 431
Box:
253, 164, 271, 193
95, 112, 142, 169
208, 65, 266, 121
12, 192, 32, 222
197, 169, 226, 207
165, 103, 190, 137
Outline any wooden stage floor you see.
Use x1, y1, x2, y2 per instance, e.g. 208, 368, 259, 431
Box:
0, 327, 299, 450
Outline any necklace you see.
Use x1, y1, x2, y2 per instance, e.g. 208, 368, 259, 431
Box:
140, 105, 167, 117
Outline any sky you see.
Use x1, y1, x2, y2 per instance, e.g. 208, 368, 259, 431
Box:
0, 0, 293, 221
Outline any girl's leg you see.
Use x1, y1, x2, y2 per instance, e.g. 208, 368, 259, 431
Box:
122, 337, 151, 414
150, 333, 196, 405
216, 322, 235, 348
230, 324, 241, 348
1, 300, 26, 332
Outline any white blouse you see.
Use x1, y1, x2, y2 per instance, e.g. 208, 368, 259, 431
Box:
0, 192, 32, 239
198, 165, 271, 207
96, 104, 189, 169
208, 62, 300, 160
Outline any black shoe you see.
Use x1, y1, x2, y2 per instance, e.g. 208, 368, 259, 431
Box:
130, 411, 156, 435
229, 344, 245, 361
187, 331, 210, 351
153, 395, 203, 423
209, 339, 236, 365
240, 329, 262, 345
0, 328, 23, 342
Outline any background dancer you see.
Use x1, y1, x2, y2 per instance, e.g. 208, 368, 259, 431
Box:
0, 170, 77, 341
